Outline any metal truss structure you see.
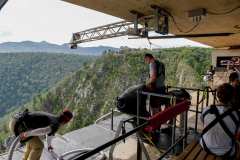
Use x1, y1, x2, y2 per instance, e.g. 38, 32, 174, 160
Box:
70, 5, 224, 48
69, 6, 170, 48
70, 21, 144, 48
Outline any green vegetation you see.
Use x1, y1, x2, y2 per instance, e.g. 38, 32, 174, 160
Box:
0, 47, 211, 151
0, 52, 94, 116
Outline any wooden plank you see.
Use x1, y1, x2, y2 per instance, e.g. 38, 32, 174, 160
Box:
215, 157, 223, 160
205, 154, 216, 160
175, 141, 198, 160
195, 149, 208, 160
185, 144, 202, 160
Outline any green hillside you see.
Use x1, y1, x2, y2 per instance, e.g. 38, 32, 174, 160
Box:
23, 47, 211, 131
0, 53, 94, 116
0, 47, 211, 150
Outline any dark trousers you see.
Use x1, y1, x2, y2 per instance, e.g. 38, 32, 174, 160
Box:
149, 86, 165, 115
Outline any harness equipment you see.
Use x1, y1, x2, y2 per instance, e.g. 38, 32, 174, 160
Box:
13, 109, 29, 136
155, 60, 165, 78
148, 60, 165, 79
201, 105, 240, 157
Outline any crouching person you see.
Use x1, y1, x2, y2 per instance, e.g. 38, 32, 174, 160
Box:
9, 109, 73, 160
200, 83, 240, 158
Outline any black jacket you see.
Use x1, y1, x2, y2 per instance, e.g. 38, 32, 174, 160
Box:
14, 111, 60, 137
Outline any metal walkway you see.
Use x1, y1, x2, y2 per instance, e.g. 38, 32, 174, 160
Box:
0, 115, 132, 160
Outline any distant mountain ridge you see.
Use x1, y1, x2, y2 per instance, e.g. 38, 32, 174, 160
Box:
0, 41, 119, 55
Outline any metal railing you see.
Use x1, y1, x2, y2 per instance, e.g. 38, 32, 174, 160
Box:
104, 86, 216, 160
167, 86, 217, 132
95, 109, 122, 131
139, 90, 190, 158
69, 120, 149, 160
6, 85, 216, 160
69, 88, 191, 160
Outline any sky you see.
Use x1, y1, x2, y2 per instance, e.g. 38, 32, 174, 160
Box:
0, 0, 208, 48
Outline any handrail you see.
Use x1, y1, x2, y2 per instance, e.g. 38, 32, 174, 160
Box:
108, 117, 142, 160
5, 85, 213, 160
7, 136, 20, 160
167, 85, 217, 132
95, 109, 121, 124
6, 136, 104, 160
67, 122, 149, 160
68, 100, 191, 160
141, 91, 177, 99
167, 85, 216, 92
108, 120, 124, 160
58, 148, 99, 160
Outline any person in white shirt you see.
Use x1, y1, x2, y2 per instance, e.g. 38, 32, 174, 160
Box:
200, 83, 240, 158
9, 109, 73, 160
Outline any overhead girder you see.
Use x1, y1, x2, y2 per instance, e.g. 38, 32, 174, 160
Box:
70, 6, 170, 48
64, 0, 240, 48
70, 21, 135, 46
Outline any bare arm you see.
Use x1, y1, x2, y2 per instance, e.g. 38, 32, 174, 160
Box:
24, 126, 52, 137
23, 126, 54, 149
147, 63, 157, 85
149, 69, 157, 83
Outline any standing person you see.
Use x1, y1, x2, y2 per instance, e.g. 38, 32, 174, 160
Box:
207, 65, 215, 88
229, 72, 240, 109
9, 109, 73, 160
144, 53, 165, 116
203, 65, 215, 88
200, 83, 240, 158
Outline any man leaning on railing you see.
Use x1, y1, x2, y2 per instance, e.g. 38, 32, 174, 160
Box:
9, 109, 73, 160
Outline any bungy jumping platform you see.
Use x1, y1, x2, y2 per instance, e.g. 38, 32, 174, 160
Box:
1, 86, 217, 160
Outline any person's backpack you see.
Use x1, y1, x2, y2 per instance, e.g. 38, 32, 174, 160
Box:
155, 60, 165, 80
13, 109, 29, 137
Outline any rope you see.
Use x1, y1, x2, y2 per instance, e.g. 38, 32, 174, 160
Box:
172, 96, 176, 106
147, 38, 152, 50
142, 133, 164, 154
142, 133, 155, 146
169, 96, 177, 107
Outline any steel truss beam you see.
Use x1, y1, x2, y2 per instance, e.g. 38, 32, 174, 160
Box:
129, 33, 234, 39
70, 21, 141, 45
69, 6, 169, 48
